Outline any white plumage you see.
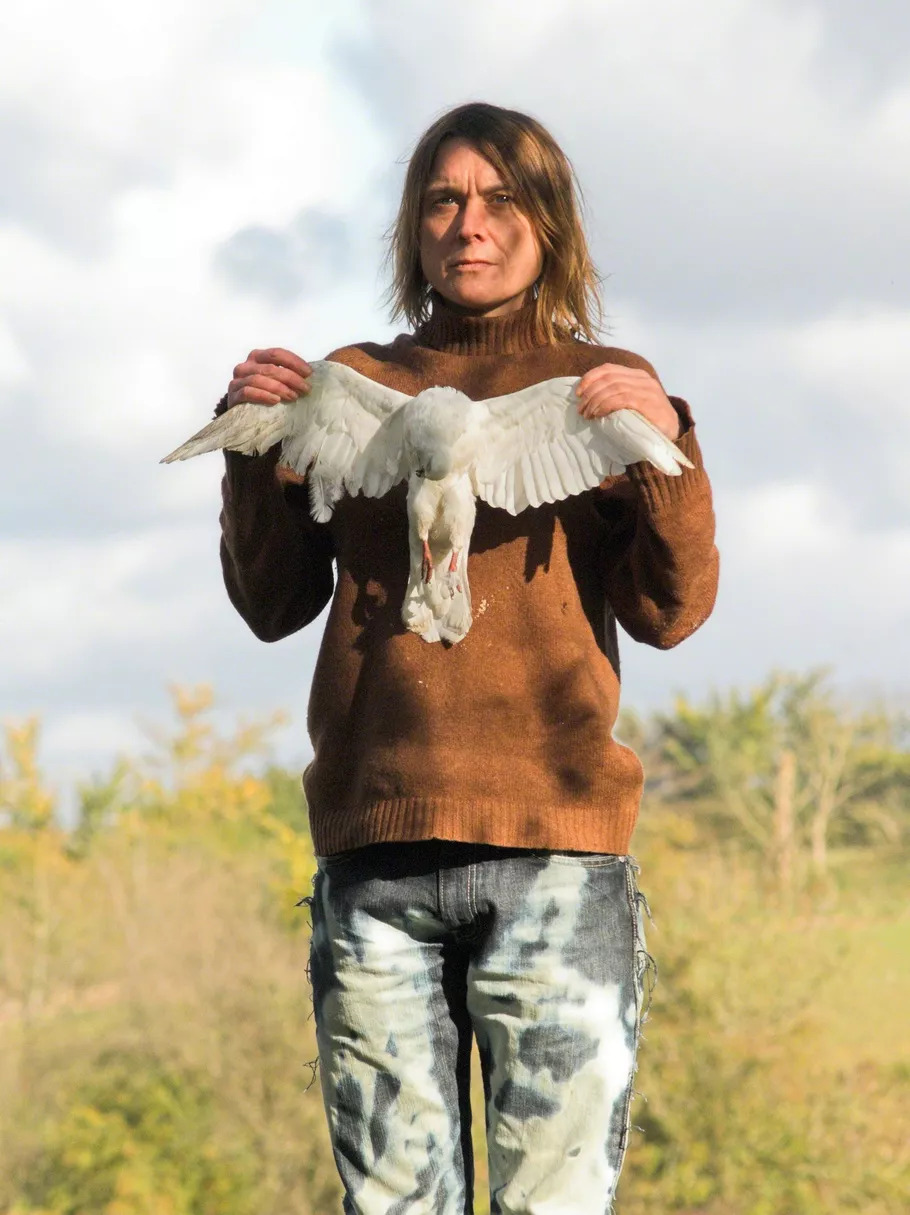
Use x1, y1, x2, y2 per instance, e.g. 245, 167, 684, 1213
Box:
162, 360, 694, 644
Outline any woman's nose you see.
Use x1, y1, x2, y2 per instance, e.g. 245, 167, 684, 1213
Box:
456, 195, 487, 240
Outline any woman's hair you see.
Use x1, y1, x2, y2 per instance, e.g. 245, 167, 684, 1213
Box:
386, 101, 603, 344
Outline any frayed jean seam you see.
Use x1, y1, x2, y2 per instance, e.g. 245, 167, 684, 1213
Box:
610, 856, 658, 1212
297, 871, 321, 1092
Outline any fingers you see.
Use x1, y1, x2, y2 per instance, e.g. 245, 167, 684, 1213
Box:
574, 363, 679, 438
575, 365, 661, 419
230, 371, 307, 406
229, 383, 295, 407
249, 347, 312, 378
234, 355, 312, 395
576, 364, 652, 398
229, 349, 313, 409
577, 382, 640, 420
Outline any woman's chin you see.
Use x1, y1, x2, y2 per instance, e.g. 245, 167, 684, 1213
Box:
435, 285, 531, 317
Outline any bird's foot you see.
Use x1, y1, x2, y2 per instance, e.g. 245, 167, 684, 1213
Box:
444, 549, 462, 593
421, 539, 433, 584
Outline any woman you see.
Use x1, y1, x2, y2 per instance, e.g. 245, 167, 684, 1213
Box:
218, 102, 719, 1214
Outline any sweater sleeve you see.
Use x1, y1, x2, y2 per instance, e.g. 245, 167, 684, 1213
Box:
219, 444, 335, 643
593, 396, 720, 649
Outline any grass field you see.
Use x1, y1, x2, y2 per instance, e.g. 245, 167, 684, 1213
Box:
0, 737, 907, 1214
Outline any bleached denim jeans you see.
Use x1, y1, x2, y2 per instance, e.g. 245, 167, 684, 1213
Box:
308, 840, 653, 1215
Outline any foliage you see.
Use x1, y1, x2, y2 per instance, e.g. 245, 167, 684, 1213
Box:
11, 1055, 255, 1215
0, 720, 56, 833
0, 689, 334, 1215
1, 677, 908, 1215
613, 840, 910, 1215
618, 667, 910, 887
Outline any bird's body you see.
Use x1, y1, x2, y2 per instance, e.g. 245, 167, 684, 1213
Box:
399, 388, 482, 640
405, 469, 476, 642
162, 360, 694, 644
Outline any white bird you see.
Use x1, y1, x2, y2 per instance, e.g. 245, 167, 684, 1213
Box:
162, 360, 694, 644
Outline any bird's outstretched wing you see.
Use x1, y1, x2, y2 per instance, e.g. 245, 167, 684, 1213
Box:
471, 375, 694, 515
161, 360, 412, 521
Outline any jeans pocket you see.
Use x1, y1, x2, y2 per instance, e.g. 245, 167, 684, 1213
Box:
314, 847, 379, 893
540, 850, 625, 868
316, 847, 364, 870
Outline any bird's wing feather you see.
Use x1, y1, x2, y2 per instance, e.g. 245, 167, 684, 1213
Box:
160, 402, 292, 462
471, 376, 694, 514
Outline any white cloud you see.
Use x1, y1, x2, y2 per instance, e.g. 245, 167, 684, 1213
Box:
1, 5, 391, 467
0, 320, 28, 385
0, 528, 220, 681
717, 476, 910, 669
725, 480, 845, 559
717, 485, 910, 691
787, 308, 910, 425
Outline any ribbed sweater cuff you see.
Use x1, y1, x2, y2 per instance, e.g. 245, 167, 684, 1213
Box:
626, 396, 710, 514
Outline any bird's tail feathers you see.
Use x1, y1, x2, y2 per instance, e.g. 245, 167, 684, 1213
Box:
402, 540, 474, 644
437, 548, 472, 644
402, 576, 444, 643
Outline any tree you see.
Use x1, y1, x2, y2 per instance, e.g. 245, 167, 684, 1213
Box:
0, 720, 70, 1018
634, 669, 909, 886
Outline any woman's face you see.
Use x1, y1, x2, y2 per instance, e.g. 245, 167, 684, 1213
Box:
419, 138, 543, 317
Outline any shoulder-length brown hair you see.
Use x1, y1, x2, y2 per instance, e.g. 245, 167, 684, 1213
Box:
386, 102, 603, 344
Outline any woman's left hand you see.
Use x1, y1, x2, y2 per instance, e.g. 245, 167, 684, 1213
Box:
575, 364, 681, 441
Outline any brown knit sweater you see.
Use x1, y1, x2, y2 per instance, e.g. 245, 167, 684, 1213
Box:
219, 302, 719, 857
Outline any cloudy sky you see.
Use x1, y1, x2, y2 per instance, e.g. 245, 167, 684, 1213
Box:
2, 0, 908, 799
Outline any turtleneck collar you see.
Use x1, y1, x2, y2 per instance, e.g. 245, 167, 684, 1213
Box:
415, 295, 552, 357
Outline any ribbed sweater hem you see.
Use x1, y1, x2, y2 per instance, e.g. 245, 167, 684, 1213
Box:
309, 795, 641, 860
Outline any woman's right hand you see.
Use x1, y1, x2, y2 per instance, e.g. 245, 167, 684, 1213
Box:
228, 348, 313, 409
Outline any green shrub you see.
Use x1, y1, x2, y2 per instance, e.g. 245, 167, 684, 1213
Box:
12, 1054, 255, 1215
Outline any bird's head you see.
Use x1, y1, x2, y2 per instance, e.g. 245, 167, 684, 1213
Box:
403, 387, 473, 481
